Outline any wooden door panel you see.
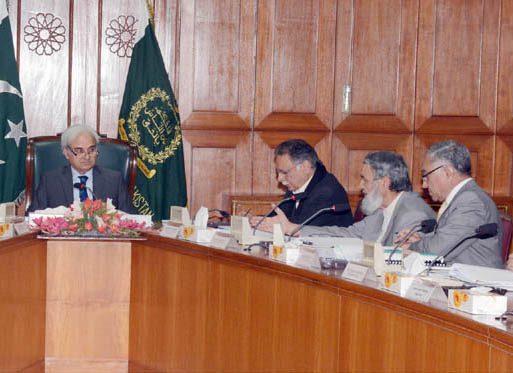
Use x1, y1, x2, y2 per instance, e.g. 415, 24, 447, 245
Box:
253, 131, 331, 194
99, 0, 143, 138
497, 1, 513, 134
413, 135, 493, 193
254, 0, 336, 131
69, 1, 99, 131
332, 133, 412, 194
415, 0, 500, 134
20, 1, 70, 137
334, 0, 418, 132
182, 130, 251, 214
179, 0, 256, 130
494, 136, 513, 196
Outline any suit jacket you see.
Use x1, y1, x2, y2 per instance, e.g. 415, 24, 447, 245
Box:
280, 163, 353, 227
27, 165, 137, 214
301, 192, 436, 245
410, 179, 503, 268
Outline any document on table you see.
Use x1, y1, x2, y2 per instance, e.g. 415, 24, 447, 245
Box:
449, 263, 513, 290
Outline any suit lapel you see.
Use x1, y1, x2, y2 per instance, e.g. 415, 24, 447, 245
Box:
381, 194, 404, 245
62, 166, 74, 206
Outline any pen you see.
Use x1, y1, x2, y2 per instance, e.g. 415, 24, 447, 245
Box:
243, 208, 252, 217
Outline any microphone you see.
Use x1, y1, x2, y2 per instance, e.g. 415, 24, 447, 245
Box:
287, 203, 351, 240
425, 223, 498, 274
387, 219, 437, 263
73, 182, 98, 201
252, 192, 309, 234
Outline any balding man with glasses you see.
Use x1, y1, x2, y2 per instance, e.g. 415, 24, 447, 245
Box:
27, 125, 136, 213
397, 140, 503, 268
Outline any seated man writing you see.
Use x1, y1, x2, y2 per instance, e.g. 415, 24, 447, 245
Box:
251, 139, 353, 229
397, 140, 503, 268
27, 125, 137, 214
262, 151, 435, 245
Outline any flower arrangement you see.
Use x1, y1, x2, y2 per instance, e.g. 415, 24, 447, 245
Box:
33, 198, 147, 237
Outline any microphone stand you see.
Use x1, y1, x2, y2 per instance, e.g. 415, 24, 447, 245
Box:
287, 203, 350, 241
422, 223, 497, 275
252, 192, 308, 235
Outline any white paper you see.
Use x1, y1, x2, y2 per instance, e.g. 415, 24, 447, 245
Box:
342, 262, 369, 282
405, 280, 436, 303
450, 263, 513, 290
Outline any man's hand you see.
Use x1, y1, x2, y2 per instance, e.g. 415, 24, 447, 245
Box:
394, 229, 421, 249
249, 206, 300, 235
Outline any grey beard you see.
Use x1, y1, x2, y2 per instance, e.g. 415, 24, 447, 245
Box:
361, 183, 383, 215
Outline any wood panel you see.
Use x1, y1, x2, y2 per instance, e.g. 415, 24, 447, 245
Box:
497, 0, 513, 134
99, 0, 143, 138
415, 0, 500, 134
182, 129, 251, 215
253, 131, 331, 194
334, 0, 418, 132
129, 238, 340, 372
178, 0, 256, 130
339, 294, 490, 372
45, 240, 131, 364
20, 0, 70, 136
413, 134, 494, 193
69, 0, 99, 129
254, 0, 336, 131
332, 132, 412, 194
127, 234, 513, 372
0, 234, 45, 372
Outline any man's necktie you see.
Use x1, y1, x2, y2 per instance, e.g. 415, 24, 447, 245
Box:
78, 175, 88, 202
437, 200, 448, 221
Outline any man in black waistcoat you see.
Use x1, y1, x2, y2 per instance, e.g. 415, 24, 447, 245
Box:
251, 139, 353, 230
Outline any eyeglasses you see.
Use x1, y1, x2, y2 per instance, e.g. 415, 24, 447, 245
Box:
421, 165, 445, 180
67, 145, 99, 157
276, 165, 298, 176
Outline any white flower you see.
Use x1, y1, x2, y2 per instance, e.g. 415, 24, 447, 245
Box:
106, 198, 117, 213
67, 200, 83, 219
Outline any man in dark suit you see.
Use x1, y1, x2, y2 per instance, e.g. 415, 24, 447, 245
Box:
251, 139, 353, 230
27, 125, 136, 214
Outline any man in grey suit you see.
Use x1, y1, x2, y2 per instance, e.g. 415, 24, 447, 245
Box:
398, 140, 503, 268
267, 151, 436, 245
27, 125, 137, 214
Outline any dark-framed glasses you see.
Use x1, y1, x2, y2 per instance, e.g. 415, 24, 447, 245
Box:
67, 145, 99, 158
421, 165, 445, 180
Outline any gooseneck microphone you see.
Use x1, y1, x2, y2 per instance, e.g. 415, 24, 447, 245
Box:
287, 203, 351, 240
387, 219, 437, 262
425, 223, 498, 274
73, 182, 98, 201
252, 192, 309, 234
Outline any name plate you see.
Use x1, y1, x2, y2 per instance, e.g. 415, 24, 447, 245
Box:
295, 248, 321, 271
342, 262, 369, 283
14, 221, 31, 236
405, 280, 436, 303
160, 225, 180, 239
210, 232, 232, 250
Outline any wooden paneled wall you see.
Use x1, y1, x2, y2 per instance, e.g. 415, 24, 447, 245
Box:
11, 0, 513, 214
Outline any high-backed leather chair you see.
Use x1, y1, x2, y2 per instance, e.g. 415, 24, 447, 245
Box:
25, 136, 137, 210
499, 211, 513, 264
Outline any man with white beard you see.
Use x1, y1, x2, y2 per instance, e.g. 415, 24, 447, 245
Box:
270, 151, 436, 245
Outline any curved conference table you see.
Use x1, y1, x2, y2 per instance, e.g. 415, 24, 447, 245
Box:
1, 231, 513, 372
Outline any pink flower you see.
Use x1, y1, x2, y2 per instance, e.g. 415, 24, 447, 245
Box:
84, 222, 93, 231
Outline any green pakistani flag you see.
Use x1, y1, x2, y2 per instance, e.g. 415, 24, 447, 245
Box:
119, 0, 187, 221
0, 1, 27, 203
